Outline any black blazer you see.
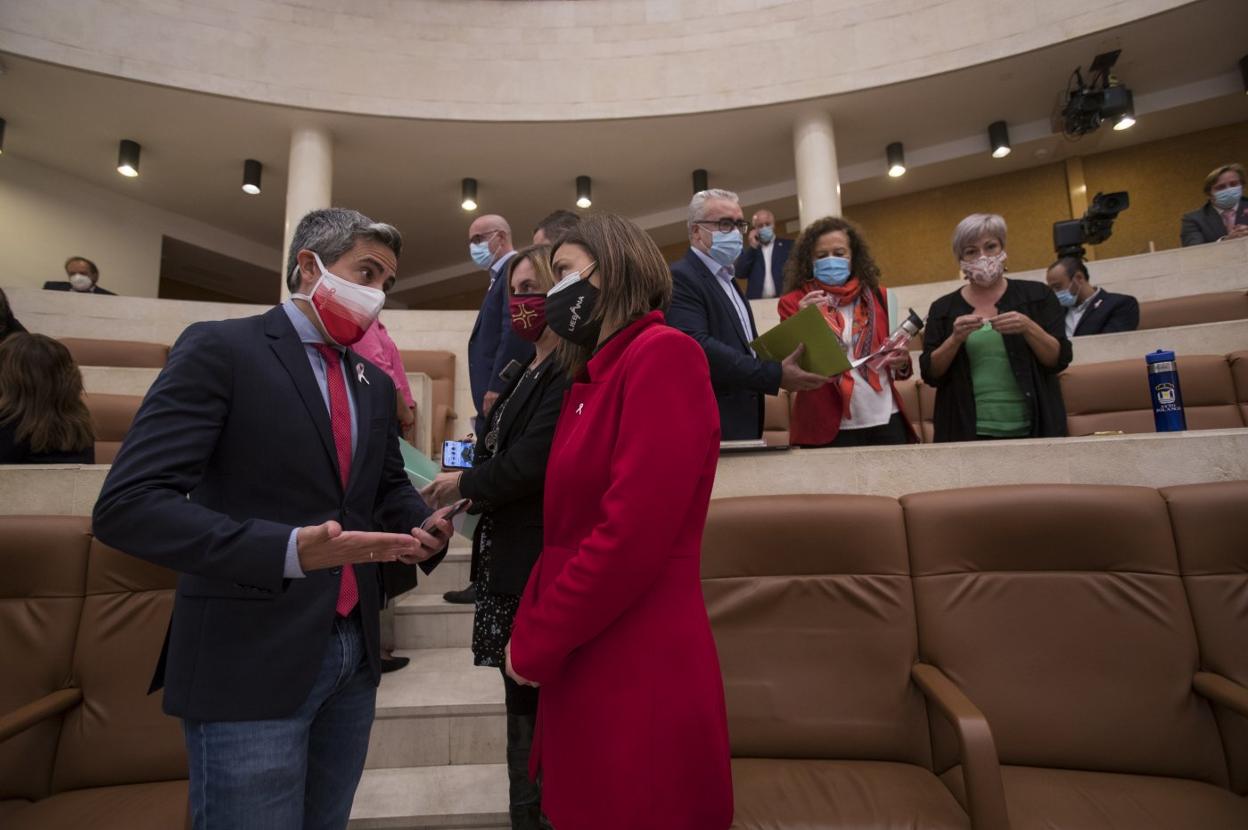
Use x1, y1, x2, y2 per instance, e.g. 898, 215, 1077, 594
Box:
1180, 199, 1248, 246
1072, 289, 1139, 336
92, 306, 437, 722
734, 237, 793, 299
920, 279, 1072, 443
43, 280, 116, 295
459, 354, 568, 596
668, 249, 782, 440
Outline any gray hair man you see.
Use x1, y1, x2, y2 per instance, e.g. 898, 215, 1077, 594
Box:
735, 207, 793, 299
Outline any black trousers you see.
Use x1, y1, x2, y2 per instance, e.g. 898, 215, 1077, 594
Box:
828, 412, 910, 447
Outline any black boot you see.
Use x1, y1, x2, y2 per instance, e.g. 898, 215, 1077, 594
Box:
506, 709, 544, 829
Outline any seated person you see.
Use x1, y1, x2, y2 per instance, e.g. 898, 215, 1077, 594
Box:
0, 286, 26, 342
1045, 256, 1139, 337
0, 333, 95, 464
1181, 163, 1248, 246
44, 256, 116, 294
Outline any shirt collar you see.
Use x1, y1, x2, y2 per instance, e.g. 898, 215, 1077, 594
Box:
282, 300, 338, 349
490, 250, 517, 279
691, 246, 733, 280
1074, 286, 1102, 313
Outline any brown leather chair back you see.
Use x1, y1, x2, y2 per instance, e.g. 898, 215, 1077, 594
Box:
86, 393, 143, 464
1162, 481, 1248, 795
702, 495, 933, 766
1230, 350, 1248, 425
1138, 290, 1248, 330
400, 350, 457, 450
763, 392, 790, 447
0, 517, 92, 801
896, 379, 922, 441
917, 381, 936, 444
58, 338, 168, 369
1060, 355, 1243, 436
903, 484, 1227, 784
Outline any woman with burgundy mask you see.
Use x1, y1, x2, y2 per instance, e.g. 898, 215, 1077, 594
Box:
920, 213, 1071, 442
421, 243, 566, 830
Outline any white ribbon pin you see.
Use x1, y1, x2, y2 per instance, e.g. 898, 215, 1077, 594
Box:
356, 364, 369, 384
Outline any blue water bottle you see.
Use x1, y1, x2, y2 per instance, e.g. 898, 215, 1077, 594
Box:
1146, 350, 1186, 432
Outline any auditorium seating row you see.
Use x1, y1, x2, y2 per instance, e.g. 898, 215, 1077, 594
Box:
707, 481, 1248, 829
765, 350, 1248, 445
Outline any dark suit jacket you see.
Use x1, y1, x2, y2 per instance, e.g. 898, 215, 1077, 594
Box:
734, 237, 793, 299
92, 306, 438, 722
1072, 289, 1140, 336
467, 255, 535, 431
1180, 199, 1248, 246
668, 249, 782, 440
43, 280, 116, 295
459, 354, 568, 596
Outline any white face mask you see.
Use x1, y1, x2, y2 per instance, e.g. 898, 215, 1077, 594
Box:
68, 273, 94, 292
290, 254, 387, 347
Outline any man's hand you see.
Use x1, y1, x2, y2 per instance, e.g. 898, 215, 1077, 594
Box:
1225, 224, 1248, 240
987, 311, 1034, 336
401, 504, 459, 564
482, 390, 500, 415
779, 344, 828, 392
419, 472, 462, 509
296, 521, 418, 572
505, 641, 539, 688
747, 228, 760, 249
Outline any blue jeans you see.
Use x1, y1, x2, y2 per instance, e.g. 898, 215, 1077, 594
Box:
183, 614, 376, 830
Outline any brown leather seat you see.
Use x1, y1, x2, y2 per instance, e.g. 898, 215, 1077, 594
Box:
703, 496, 973, 829
897, 378, 923, 441
400, 349, 457, 451
1230, 350, 1248, 425
86, 393, 143, 464
58, 338, 168, 369
917, 380, 936, 443
1138, 290, 1248, 330
763, 391, 790, 446
903, 484, 1248, 829
1060, 354, 1243, 436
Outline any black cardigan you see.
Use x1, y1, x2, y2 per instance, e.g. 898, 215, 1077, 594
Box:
919, 279, 1072, 443
458, 354, 569, 596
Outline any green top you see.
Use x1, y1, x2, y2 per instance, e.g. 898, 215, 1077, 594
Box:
964, 324, 1030, 437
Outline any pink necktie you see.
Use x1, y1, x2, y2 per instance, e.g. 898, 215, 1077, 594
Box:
314, 344, 359, 617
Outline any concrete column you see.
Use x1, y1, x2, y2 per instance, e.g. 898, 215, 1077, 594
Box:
792, 110, 841, 230
281, 126, 333, 298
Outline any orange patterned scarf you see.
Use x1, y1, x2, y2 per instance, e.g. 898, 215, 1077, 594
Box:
806, 278, 885, 408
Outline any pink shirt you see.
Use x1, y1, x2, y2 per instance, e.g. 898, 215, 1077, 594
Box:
354, 318, 415, 408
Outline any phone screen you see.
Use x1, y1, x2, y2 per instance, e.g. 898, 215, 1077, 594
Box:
442, 440, 474, 470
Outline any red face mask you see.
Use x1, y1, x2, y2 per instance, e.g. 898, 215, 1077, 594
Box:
292, 254, 387, 347
509, 293, 548, 342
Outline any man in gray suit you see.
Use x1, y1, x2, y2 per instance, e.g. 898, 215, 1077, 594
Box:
1181, 163, 1248, 246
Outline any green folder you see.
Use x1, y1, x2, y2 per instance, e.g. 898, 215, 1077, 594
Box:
398, 439, 478, 540
750, 303, 851, 376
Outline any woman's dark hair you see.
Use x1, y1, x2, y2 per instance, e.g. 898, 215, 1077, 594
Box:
782, 216, 882, 294
0, 287, 26, 342
0, 333, 95, 454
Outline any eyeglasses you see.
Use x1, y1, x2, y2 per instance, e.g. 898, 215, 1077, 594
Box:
694, 218, 750, 234
469, 229, 500, 245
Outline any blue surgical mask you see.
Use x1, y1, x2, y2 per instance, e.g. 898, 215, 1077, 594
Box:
1055, 288, 1078, 308
1212, 185, 1243, 211
757, 226, 775, 244
709, 229, 743, 266
469, 241, 495, 269
813, 256, 851, 286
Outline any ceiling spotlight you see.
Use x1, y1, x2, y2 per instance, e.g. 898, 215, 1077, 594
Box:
117, 139, 141, 178
989, 121, 1011, 158
1113, 105, 1136, 131
0, 117, 6, 156
461, 177, 478, 211
692, 168, 709, 195
575, 175, 592, 209
241, 159, 262, 195
886, 142, 906, 178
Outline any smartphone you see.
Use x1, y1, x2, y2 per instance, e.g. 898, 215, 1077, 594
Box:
421, 498, 470, 532
441, 439, 475, 470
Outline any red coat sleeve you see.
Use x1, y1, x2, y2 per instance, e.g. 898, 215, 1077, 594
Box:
777, 290, 802, 321
509, 332, 718, 684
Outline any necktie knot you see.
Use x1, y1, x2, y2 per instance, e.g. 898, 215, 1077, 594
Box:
313, 342, 341, 367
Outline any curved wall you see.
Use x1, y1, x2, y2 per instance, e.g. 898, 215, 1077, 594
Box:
0, 0, 1192, 121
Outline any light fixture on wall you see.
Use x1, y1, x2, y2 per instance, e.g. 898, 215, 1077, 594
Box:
1112, 101, 1135, 131
575, 175, 592, 209
692, 168, 709, 194
0, 117, 6, 156
886, 142, 906, 178
461, 177, 478, 211
117, 139, 141, 177
988, 121, 1011, 158
242, 159, 262, 195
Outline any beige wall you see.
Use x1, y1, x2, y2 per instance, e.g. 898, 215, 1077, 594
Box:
0, 155, 280, 297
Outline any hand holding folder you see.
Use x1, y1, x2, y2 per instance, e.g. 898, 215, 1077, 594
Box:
750, 304, 852, 377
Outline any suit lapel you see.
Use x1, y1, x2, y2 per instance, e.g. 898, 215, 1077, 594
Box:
266, 309, 339, 482
686, 250, 750, 349
1203, 204, 1227, 241
343, 349, 374, 492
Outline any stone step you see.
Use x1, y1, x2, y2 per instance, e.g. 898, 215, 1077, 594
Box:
413, 549, 471, 596
394, 593, 475, 650
366, 648, 504, 770
349, 763, 509, 829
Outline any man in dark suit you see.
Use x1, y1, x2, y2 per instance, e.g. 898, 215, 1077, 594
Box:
668, 189, 825, 440
1045, 256, 1139, 337
43, 256, 116, 294
734, 208, 792, 299
92, 208, 454, 830
1181, 162, 1248, 246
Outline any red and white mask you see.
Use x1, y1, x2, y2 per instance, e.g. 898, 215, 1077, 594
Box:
292, 253, 387, 347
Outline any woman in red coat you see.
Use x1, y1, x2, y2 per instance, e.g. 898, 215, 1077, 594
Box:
505, 215, 733, 830
777, 216, 917, 447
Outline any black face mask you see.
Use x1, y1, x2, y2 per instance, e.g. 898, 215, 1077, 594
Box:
545, 270, 601, 346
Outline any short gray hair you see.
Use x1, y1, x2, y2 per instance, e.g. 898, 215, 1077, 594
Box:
286, 208, 403, 292
951, 213, 1006, 259
688, 188, 740, 233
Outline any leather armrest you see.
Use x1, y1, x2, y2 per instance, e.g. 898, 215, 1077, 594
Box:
1194, 672, 1248, 720
912, 663, 1010, 830
0, 688, 83, 742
